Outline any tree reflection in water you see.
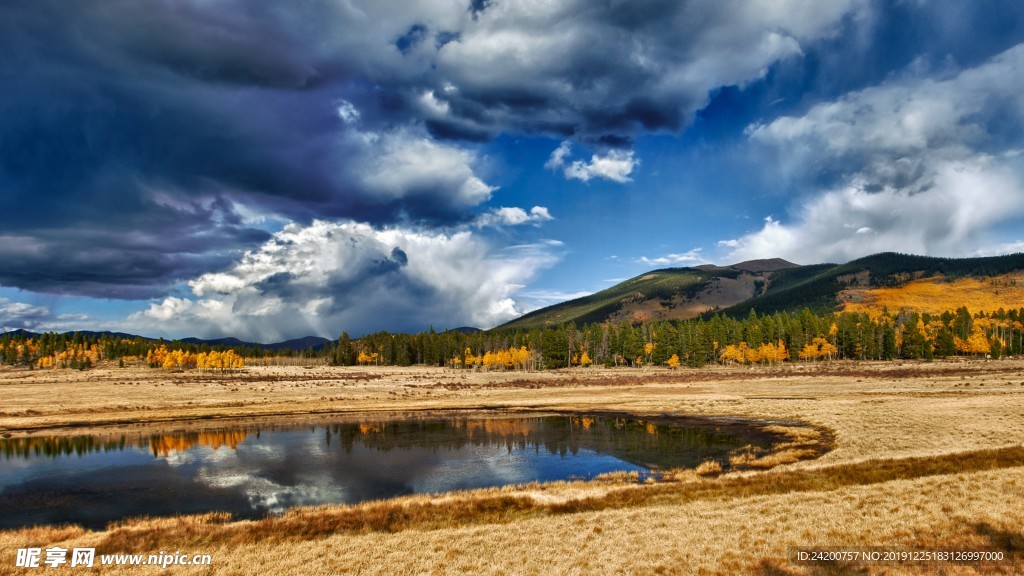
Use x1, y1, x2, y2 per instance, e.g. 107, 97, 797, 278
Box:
0, 413, 789, 530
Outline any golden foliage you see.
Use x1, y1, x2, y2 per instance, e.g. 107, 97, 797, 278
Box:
149, 430, 249, 456
482, 346, 533, 370
144, 346, 243, 371
797, 337, 838, 361
37, 343, 101, 369
843, 273, 1024, 316
955, 328, 992, 355
451, 347, 536, 370
719, 340, 789, 365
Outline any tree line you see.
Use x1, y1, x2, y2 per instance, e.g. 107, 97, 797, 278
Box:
3, 306, 1022, 371
328, 306, 1023, 369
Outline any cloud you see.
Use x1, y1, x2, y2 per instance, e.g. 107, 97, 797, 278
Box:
544, 141, 573, 171
140, 297, 196, 322
545, 141, 638, 183
515, 290, 592, 303
0, 299, 52, 332
335, 100, 361, 124
722, 157, 1024, 263
475, 206, 553, 228
0, 2, 499, 299
974, 240, 1024, 257
513, 288, 593, 314
425, 0, 865, 140
638, 249, 706, 267
125, 220, 561, 340
348, 124, 497, 214
565, 150, 638, 184
725, 44, 1024, 263
0, 0, 871, 303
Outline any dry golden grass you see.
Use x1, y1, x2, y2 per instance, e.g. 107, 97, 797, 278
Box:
1, 360, 1024, 574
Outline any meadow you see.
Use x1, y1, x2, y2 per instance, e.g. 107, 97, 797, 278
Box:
1, 360, 1023, 574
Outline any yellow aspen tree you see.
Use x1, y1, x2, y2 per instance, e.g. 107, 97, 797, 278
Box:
738, 342, 756, 364
501, 349, 514, 369
776, 339, 789, 362
797, 342, 816, 360
956, 328, 991, 355
720, 344, 743, 364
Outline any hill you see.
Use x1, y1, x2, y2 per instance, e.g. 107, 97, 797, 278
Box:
497, 259, 797, 330
716, 252, 1024, 318
498, 252, 1024, 329
179, 335, 332, 351
1, 330, 333, 352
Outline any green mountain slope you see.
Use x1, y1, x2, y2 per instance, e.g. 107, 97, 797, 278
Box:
717, 252, 1024, 318
498, 259, 797, 330
499, 252, 1024, 330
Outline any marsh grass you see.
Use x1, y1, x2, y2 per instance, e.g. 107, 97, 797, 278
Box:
78, 445, 1024, 556
3, 361, 1024, 574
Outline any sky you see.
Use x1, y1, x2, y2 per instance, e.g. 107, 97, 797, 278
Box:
2, 0, 1024, 341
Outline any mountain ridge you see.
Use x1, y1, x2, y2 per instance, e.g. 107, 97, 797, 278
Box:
499, 252, 1024, 330
0, 330, 333, 352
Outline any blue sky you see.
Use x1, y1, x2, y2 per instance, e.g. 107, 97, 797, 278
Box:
2, 0, 1024, 341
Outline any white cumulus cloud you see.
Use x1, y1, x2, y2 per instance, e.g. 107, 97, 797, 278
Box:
125, 220, 562, 341
349, 124, 496, 208
545, 141, 637, 183
638, 249, 706, 267
725, 44, 1024, 263
0, 299, 52, 332
475, 206, 554, 228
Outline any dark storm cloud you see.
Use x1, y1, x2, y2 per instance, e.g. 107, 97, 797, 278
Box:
421, 0, 865, 142
804, 0, 1024, 101
1, 0, 882, 300
1, 1, 341, 296
0, 0, 501, 298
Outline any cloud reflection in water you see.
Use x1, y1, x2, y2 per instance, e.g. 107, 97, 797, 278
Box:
0, 414, 775, 529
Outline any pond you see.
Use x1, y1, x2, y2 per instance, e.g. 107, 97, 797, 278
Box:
0, 412, 790, 529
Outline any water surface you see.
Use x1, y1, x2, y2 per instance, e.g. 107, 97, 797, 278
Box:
0, 413, 782, 529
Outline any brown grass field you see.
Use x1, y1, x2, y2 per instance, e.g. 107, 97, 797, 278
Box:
1, 360, 1023, 575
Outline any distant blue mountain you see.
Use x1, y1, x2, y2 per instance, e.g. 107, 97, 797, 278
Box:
1, 330, 333, 352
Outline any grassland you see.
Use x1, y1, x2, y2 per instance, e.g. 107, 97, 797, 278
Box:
1, 360, 1023, 574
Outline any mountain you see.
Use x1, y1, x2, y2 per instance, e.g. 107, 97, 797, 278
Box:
715, 252, 1024, 318
1, 330, 333, 352
498, 252, 1024, 329
446, 327, 483, 334
179, 336, 251, 347
497, 258, 797, 330
262, 336, 333, 351
1, 329, 148, 340
161, 335, 333, 351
